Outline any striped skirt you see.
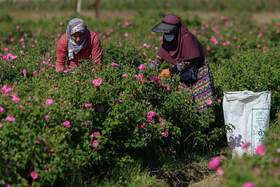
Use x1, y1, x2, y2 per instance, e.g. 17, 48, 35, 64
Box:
178, 60, 216, 113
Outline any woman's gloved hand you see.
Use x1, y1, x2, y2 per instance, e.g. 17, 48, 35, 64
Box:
149, 63, 157, 69
159, 69, 171, 77
176, 61, 183, 72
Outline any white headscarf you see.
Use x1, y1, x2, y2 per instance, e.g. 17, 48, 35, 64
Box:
66, 18, 88, 60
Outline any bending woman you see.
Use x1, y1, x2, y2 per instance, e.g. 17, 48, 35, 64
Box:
56, 18, 102, 72
150, 14, 215, 112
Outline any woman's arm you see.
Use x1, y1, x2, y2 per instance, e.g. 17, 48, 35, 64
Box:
56, 34, 68, 72
150, 55, 164, 69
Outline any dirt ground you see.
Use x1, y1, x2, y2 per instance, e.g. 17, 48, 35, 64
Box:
192, 175, 223, 187
189, 175, 222, 187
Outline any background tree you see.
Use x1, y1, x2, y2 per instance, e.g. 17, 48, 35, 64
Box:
75, 0, 81, 13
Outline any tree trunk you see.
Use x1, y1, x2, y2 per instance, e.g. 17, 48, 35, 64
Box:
75, 0, 82, 13
95, 0, 100, 19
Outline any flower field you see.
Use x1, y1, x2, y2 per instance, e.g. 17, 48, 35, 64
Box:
0, 2, 280, 186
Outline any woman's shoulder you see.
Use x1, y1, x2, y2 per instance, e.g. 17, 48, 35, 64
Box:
88, 30, 99, 38
58, 33, 68, 44
57, 33, 68, 49
87, 30, 101, 45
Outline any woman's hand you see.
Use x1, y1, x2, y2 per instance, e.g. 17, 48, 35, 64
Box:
149, 63, 157, 69
159, 69, 171, 77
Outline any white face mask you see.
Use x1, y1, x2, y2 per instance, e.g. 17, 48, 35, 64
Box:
164, 34, 175, 42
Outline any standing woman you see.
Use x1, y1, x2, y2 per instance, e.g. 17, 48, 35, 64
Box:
150, 14, 215, 112
56, 18, 102, 72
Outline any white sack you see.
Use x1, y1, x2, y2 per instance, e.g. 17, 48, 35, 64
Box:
223, 90, 271, 158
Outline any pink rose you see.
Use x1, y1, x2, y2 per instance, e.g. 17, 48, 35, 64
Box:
122, 74, 128, 77
138, 64, 145, 70
11, 55, 17, 61
149, 75, 154, 82
44, 114, 49, 120
12, 96, 21, 103
92, 140, 99, 147
155, 76, 161, 83
63, 120, 70, 128
140, 123, 145, 128
207, 99, 213, 105
33, 71, 38, 76
6, 116, 15, 121
0, 106, 5, 113
256, 145, 266, 156
30, 171, 38, 180
45, 99, 53, 106
93, 131, 100, 137
242, 182, 255, 187
111, 62, 119, 66
162, 131, 169, 137
85, 103, 92, 108
216, 167, 223, 176
209, 157, 220, 170
93, 78, 102, 87
147, 111, 156, 118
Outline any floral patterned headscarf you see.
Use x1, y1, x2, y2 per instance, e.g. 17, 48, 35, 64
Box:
66, 18, 88, 60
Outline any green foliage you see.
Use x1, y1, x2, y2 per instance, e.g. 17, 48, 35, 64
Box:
212, 48, 280, 118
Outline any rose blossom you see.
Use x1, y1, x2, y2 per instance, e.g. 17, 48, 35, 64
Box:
92, 140, 99, 147
63, 121, 70, 128
209, 157, 220, 170
256, 145, 266, 156
242, 182, 255, 187
0, 106, 5, 113
138, 64, 145, 70
216, 167, 223, 176
93, 132, 100, 137
111, 62, 119, 66
46, 99, 53, 106
147, 111, 156, 118
85, 103, 92, 108
30, 171, 38, 180
207, 99, 213, 105
93, 78, 102, 87
6, 116, 15, 121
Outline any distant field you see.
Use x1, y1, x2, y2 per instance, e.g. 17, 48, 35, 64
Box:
0, 0, 280, 12
2, 9, 280, 25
